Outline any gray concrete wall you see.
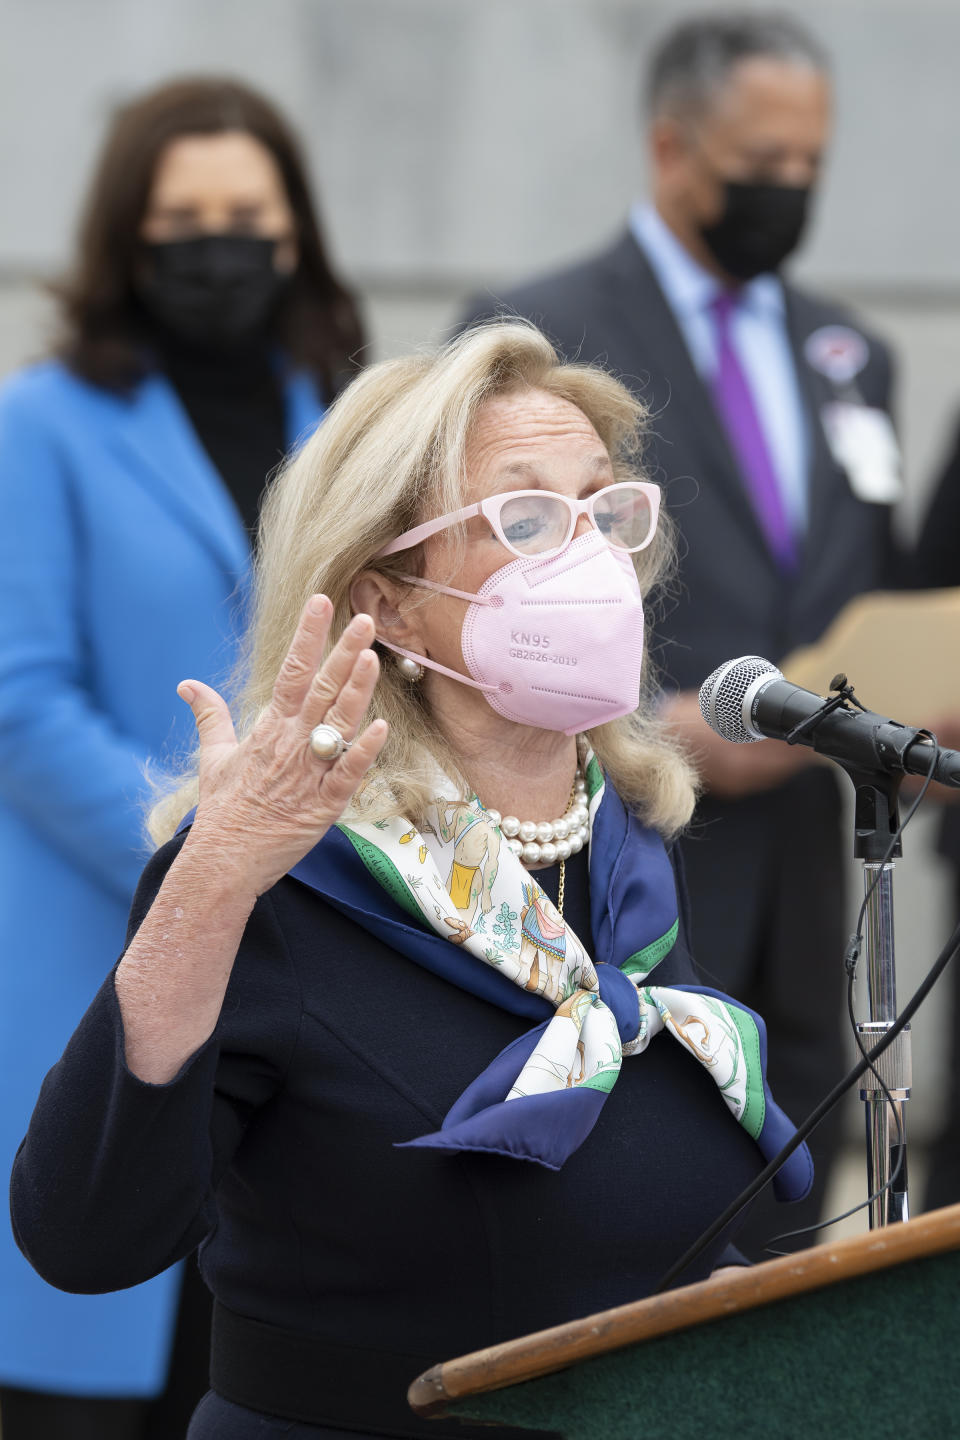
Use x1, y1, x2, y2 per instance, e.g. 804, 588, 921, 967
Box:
6, 0, 960, 496
2, 0, 959, 1155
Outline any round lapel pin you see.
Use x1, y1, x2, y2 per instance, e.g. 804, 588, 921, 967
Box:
804, 325, 869, 386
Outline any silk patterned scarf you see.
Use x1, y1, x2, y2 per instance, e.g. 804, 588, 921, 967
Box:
289, 750, 812, 1201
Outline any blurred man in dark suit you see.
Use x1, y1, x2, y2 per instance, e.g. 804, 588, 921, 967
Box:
461, 12, 901, 1255
908, 428, 960, 1213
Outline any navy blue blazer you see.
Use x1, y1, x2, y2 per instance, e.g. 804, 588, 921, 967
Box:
0, 358, 324, 1395
12, 835, 761, 1435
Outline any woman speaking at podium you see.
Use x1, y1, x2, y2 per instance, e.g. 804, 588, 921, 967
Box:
10, 324, 810, 1439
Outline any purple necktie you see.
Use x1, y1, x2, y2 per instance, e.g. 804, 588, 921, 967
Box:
709, 292, 797, 569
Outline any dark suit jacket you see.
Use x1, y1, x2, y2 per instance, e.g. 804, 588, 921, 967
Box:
911, 413, 960, 591
910, 414, 960, 863
460, 228, 896, 693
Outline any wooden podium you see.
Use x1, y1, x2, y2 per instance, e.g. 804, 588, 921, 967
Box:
409, 1205, 960, 1438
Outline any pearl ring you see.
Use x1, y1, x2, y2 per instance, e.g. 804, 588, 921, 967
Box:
308, 723, 352, 761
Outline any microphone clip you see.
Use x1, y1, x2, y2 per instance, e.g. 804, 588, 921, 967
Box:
783, 672, 866, 746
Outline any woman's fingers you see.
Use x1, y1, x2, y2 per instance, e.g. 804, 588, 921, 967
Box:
178, 680, 237, 751
299, 612, 377, 732
271, 595, 335, 717
317, 647, 380, 742
317, 719, 389, 811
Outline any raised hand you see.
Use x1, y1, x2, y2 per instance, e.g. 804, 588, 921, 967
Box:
115, 596, 388, 1083
178, 594, 387, 896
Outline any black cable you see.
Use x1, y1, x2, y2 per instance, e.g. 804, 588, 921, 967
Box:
657, 914, 960, 1289
755, 741, 940, 1254
782, 675, 866, 746
759, 974, 905, 1254
847, 730, 939, 971
656, 735, 948, 1291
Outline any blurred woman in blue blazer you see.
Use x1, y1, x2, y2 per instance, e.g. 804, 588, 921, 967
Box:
0, 77, 364, 1440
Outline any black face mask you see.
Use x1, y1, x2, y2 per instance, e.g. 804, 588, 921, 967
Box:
137, 234, 291, 348
699, 181, 812, 282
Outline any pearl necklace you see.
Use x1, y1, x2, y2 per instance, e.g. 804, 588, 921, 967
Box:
481, 769, 588, 867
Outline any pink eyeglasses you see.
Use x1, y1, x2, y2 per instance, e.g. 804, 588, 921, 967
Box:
376, 481, 661, 562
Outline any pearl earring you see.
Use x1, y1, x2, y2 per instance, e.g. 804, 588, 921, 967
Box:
396, 656, 424, 682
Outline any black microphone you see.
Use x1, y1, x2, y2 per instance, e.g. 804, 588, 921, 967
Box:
698, 655, 960, 788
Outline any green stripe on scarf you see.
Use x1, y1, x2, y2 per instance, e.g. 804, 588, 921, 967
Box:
725, 1005, 766, 1140
335, 825, 425, 924
621, 919, 680, 980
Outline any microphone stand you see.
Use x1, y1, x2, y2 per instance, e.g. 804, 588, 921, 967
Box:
840, 766, 911, 1227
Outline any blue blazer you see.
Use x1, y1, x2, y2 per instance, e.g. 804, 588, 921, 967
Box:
0, 359, 324, 1395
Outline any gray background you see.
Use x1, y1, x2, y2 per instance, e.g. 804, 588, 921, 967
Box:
2, 0, 958, 1220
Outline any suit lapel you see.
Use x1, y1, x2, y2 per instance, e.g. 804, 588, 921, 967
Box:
783, 287, 848, 574
110, 374, 252, 581
111, 369, 327, 580
599, 233, 779, 567
284, 370, 326, 452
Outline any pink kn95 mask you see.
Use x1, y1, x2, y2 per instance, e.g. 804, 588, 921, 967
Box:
381, 530, 646, 735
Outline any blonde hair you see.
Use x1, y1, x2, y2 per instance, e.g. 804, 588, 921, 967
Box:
149, 322, 697, 845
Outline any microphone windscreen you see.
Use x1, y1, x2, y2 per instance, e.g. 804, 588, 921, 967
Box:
698, 655, 782, 743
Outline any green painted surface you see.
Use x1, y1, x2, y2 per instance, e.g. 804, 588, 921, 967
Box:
445, 1250, 960, 1439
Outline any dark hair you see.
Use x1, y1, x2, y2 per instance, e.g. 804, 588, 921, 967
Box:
646, 12, 830, 122
54, 76, 366, 395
